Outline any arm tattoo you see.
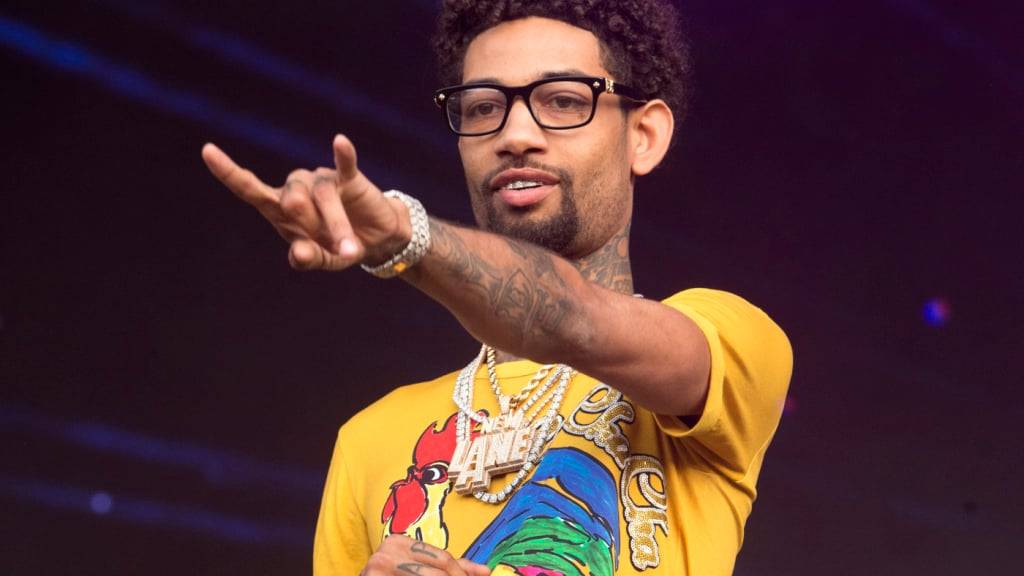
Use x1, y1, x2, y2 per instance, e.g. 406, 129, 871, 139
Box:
424, 219, 576, 340
410, 540, 438, 559
426, 219, 504, 299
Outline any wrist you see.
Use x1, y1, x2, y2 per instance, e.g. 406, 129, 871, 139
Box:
363, 196, 412, 266
360, 190, 431, 278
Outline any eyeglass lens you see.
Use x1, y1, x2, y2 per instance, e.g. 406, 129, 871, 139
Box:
446, 80, 595, 135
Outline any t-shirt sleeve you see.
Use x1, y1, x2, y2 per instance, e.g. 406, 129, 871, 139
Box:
313, 427, 371, 576
655, 288, 793, 480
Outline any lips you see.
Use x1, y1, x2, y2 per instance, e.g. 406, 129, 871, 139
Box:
489, 168, 560, 208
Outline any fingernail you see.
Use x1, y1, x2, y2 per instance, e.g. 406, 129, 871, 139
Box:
339, 238, 358, 257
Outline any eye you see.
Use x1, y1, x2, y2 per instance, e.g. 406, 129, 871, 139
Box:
465, 100, 504, 119
548, 94, 588, 110
421, 464, 449, 484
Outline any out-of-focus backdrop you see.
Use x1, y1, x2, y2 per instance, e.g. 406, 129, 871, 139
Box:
2, 1, 1021, 574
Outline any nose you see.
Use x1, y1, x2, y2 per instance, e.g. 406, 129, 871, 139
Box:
495, 97, 547, 157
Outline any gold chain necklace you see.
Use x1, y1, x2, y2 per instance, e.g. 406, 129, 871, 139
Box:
450, 345, 574, 503
484, 346, 553, 412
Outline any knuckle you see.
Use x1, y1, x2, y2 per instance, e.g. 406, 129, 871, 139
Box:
281, 195, 306, 217
283, 179, 310, 197
349, 177, 370, 199
364, 554, 387, 571
378, 536, 398, 551
311, 181, 336, 201
286, 169, 311, 182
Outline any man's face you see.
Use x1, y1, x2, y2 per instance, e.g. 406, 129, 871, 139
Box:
457, 17, 635, 258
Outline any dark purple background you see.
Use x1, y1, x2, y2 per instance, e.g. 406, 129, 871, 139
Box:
2, 1, 1021, 574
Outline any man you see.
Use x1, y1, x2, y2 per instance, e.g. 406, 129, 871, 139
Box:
202, 1, 791, 575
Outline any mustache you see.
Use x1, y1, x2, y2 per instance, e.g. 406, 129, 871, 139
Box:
477, 159, 574, 195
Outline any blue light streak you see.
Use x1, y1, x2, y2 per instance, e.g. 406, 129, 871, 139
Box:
0, 14, 325, 166
0, 13, 442, 194
0, 473, 309, 548
0, 405, 322, 496
97, 0, 452, 149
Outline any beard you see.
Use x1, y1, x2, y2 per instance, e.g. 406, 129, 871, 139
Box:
477, 162, 580, 255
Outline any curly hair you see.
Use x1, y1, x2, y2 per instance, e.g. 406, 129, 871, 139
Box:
433, 0, 693, 122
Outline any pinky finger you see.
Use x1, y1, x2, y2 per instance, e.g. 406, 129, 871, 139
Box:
289, 238, 324, 270
288, 238, 356, 271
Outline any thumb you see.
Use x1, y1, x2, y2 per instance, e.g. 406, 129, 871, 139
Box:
333, 134, 359, 182
456, 559, 491, 576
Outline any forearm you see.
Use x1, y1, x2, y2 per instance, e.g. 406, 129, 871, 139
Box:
402, 218, 597, 364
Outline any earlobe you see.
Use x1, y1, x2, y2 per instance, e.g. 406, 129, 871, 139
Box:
629, 100, 674, 177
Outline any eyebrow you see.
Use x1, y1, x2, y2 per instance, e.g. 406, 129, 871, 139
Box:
463, 69, 592, 86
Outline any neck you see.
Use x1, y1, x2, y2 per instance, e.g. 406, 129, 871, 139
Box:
571, 224, 634, 295
492, 225, 633, 364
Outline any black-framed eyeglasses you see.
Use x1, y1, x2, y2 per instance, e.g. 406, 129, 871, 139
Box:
433, 76, 648, 137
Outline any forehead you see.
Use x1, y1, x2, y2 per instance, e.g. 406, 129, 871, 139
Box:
462, 17, 608, 84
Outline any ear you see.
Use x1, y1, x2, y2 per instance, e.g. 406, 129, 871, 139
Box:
627, 99, 674, 177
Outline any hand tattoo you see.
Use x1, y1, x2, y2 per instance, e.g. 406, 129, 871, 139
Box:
410, 540, 438, 559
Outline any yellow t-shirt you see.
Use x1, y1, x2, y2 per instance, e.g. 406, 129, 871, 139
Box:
314, 288, 792, 575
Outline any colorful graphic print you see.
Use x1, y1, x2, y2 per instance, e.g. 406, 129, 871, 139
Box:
563, 384, 668, 570
464, 447, 619, 576
380, 413, 462, 547
378, 401, 663, 573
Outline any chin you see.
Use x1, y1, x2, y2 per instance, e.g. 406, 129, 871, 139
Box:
486, 201, 579, 255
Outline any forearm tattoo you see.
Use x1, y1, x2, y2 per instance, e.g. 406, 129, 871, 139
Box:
423, 219, 576, 341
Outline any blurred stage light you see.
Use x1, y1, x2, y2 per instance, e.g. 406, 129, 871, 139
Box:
89, 491, 113, 515
98, 0, 448, 148
922, 297, 951, 327
1, 474, 308, 547
0, 406, 322, 495
0, 14, 433, 188
0, 15, 318, 164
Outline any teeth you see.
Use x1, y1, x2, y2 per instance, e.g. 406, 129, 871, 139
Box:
504, 180, 543, 190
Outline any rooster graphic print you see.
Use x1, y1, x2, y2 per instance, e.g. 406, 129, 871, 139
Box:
379, 412, 620, 576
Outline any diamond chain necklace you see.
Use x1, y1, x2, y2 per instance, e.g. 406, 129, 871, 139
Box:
450, 344, 574, 504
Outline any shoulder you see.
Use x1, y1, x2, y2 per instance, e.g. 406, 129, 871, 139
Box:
662, 287, 781, 324
653, 288, 793, 474
662, 288, 791, 357
662, 287, 793, 399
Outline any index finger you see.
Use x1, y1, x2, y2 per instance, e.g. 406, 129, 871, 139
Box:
201, 143, 279, 207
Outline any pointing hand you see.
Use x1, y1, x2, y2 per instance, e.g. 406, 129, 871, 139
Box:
201, 135, 411, 271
